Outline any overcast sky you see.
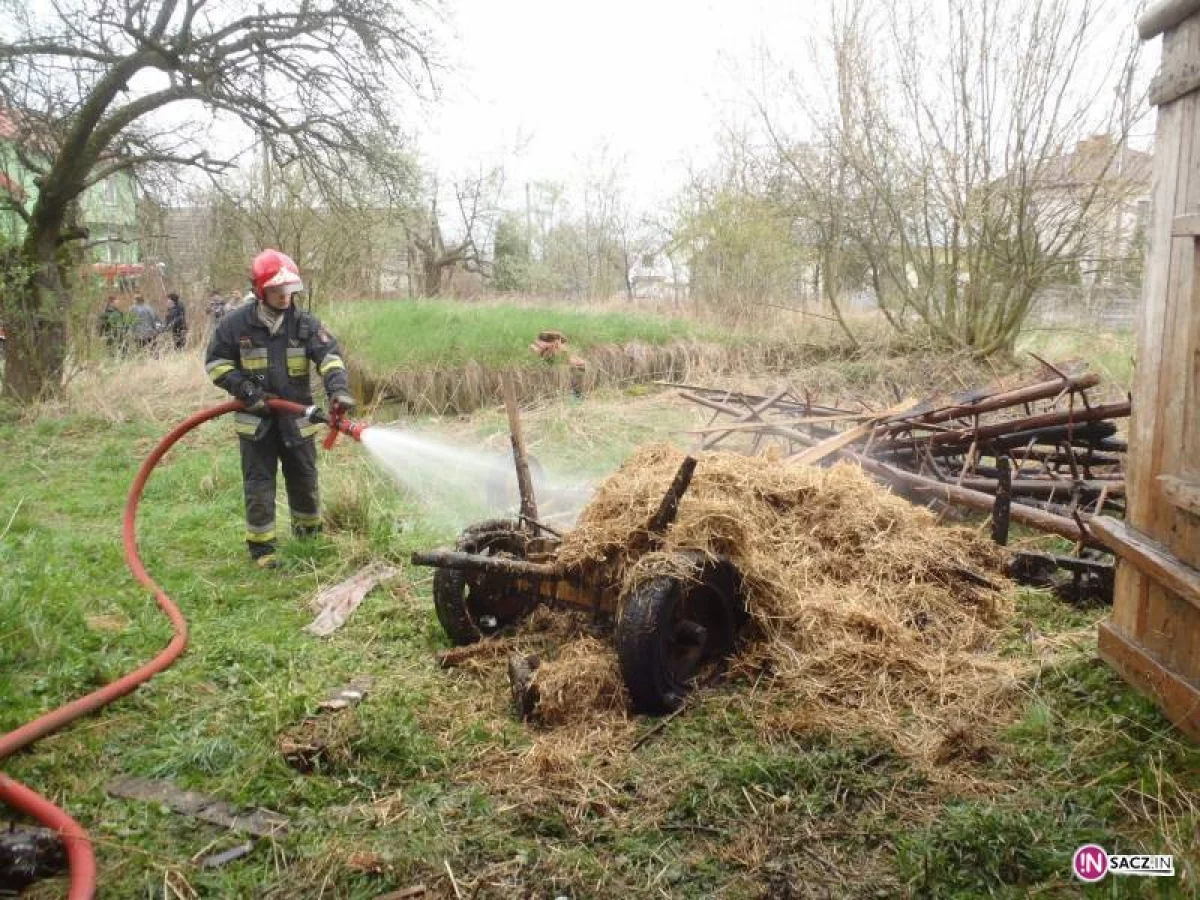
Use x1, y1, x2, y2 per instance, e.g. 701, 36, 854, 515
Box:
418, 0, 1150, 214
419, 0, 823, 211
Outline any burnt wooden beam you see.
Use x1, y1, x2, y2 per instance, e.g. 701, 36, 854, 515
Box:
502, 375, 540, 529
879, 373, 1101, 434
666, 383, 856, 416
956, 477, 1126, 498
409, 550, 561, 579
991, 456, 1012, 546
851, 455, 1094, 545
871, 401, 1130, 454
703, 387, 792, 450
0, 825, 67, 893
646, 456, 698, 537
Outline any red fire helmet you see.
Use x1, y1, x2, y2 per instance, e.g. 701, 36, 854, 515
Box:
250, 249, 303, 299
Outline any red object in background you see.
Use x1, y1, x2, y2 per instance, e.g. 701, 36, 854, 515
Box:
90, 262, 145, 282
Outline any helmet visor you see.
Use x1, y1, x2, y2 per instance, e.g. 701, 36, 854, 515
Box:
263, 266, 303, 294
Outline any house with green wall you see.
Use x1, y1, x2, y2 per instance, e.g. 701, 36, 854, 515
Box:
0, 107, 140, 264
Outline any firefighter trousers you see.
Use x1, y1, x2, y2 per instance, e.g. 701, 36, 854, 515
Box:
239, 429, 322, 558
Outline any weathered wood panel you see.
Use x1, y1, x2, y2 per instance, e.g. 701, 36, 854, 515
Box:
1099, 623, 1200, 741
1105, 12, 1200, 739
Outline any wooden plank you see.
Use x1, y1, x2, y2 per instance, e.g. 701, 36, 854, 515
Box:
1139, 0, 1200, 40
1161, 88, 1200, 560
1098, 622, 1200, 742
1088, 516, 1200, 611
1171, 213, 1200, 236
1171, 219, 1200, 562
1126, 68, 1188, 530
106, 777, 288, 837
1140, 583, 1200, 682
787, 398, 920, 466
1112, 564, 1144, 635
1160, 474, 1200, 515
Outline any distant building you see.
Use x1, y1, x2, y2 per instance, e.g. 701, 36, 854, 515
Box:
628, 251, 689, 301
1027, 134, 1152, 285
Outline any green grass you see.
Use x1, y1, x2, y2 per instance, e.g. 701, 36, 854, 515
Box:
1016, 327, 1137, 393
1, 372, 1198, 898
325, 299, 727, 370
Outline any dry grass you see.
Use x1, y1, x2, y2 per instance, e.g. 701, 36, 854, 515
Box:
35, 347, 217, 425
551, 444, 1023, 759
530, 635, 630, 727
353, 339, 859, 415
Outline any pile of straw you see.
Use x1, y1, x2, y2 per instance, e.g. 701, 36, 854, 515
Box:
550, 443, 1023, 755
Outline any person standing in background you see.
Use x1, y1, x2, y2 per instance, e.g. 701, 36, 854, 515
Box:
164, 292, 188, 349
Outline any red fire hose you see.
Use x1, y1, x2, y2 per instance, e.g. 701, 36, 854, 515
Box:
0, 399, 363, 899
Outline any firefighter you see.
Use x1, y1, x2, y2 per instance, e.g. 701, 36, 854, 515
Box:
205, 249, 355, 568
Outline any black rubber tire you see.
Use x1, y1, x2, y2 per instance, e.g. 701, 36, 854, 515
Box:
432, 519, 537, 645
615, 556, 744, 714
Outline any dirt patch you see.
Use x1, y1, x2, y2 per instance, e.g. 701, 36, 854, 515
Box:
278, 710, 361, 774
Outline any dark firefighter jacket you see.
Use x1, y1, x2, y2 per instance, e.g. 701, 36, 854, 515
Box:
205, 302, 350, 446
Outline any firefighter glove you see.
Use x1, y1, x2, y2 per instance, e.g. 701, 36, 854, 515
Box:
331, 392, 356, 416
240, 382, 269, 415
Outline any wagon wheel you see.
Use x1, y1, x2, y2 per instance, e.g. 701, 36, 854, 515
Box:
433, 519, 539, 646
615, 554, 746, 714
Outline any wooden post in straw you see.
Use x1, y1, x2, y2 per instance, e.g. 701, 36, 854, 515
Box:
991, 455, 1012, 546
502, 374, 540, 530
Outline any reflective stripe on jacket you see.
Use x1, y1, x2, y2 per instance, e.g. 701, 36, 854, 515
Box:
204, 302, 350, 446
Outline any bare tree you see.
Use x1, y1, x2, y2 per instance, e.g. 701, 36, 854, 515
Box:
671, 134, 821, 323
0, 0, 436, 399
406, 166, 503, 296
209, 144, 420, 300
755, 0, 1147, 354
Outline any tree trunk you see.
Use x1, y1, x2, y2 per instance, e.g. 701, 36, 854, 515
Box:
2, 235, 69, 401
422, 258, 443, 296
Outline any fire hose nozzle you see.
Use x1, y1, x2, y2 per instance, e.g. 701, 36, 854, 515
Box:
340, 419, 368, 442
321, 411, 368, 449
